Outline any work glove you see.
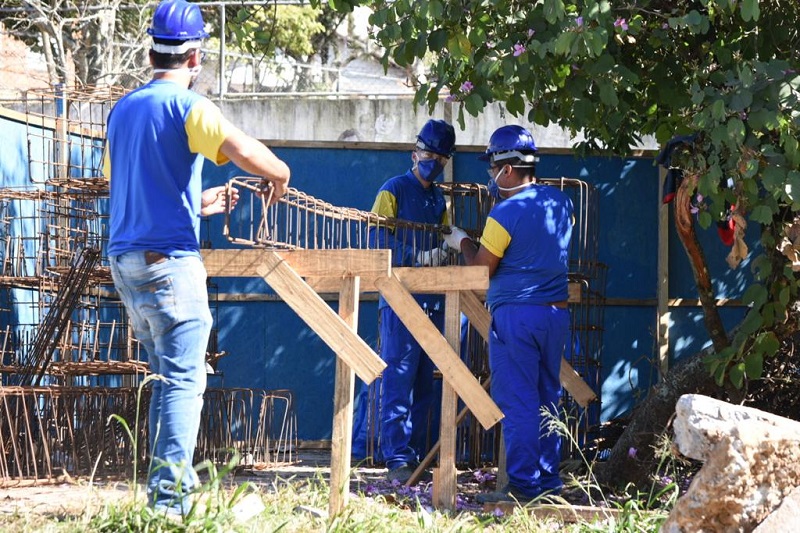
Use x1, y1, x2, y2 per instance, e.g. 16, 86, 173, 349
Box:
443, 226, 469, 253
416, 247, 448, 267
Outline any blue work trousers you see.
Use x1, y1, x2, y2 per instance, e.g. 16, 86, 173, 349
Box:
355, 306, 443, 469
490, 303, 570, 498
110, 252, 212, 514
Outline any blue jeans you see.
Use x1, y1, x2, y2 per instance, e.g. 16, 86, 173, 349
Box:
490, 304, 569, 498
110, 251, 212, 514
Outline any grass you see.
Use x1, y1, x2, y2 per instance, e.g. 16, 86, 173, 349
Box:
0, 386, 681, 532
0, 471, 674, 533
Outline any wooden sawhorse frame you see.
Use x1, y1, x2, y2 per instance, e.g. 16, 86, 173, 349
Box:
203, 249, 503, 515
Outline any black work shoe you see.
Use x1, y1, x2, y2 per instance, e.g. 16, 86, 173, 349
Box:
386, 464, 416, 484
475, 485, 536, 504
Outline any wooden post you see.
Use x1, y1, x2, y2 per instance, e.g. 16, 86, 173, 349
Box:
657, 164, 670, 378
328, 276, 359, 517
433, 290, 460, 510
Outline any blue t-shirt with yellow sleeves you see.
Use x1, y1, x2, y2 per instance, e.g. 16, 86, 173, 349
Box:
104, 79, 235, 257
368, 171, 448, 267
480, 184, 574, 311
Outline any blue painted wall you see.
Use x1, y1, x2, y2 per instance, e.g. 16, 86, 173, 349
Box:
0, 112, 752, 439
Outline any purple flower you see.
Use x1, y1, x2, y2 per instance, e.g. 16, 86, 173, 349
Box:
576, 16, 584, 27
662, 23, 669, 30
614, 18, 629, 31
492, 508, 505, 517
696, 193, 704, 203
460, 81, 474, 93
628, 446, 637, 458
445, 94, 456, 102
527, 28, 536, 38
513, 43, 526, 57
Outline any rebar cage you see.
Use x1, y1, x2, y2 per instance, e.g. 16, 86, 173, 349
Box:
225, 175, 607, 466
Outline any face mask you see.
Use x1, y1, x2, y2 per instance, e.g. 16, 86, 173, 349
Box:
416, 158, 445, 182
489, 165, 533, 198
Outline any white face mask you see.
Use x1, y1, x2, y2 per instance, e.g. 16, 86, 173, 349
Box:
492, 166, 533, 196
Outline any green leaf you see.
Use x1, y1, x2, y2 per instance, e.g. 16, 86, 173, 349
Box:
728, 117, 745, 146
729, 363, 745, 389
743, 353, 763, 380
506, 93, 525, 116
598, 82, 619, 107
739, 307, 764, 338
742, 283, 768, 308
762, 165, 786, 190
428, 29, 448, 52
464, 93, 484, 116
759, 331, 781, 357
543, 0, 566, 24
429, 0, 444, 19
711, 99, 726, 121
750, 204, 774, 224
741, 0, 760, 22
698, 210, 712, 229
554, 32, 577, 56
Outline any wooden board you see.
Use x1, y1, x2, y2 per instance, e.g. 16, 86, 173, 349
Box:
434, 291, 460, 510
482, 502, 625, 522
328, 276, 359, 516
255, 252, 385, 383
375, 274, 503, 430
203, 249, 391, 278
305, 265, 489, 293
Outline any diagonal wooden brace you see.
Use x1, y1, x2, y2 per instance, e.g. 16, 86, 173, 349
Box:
255, 252, 386, 384
374, 273, 503, 430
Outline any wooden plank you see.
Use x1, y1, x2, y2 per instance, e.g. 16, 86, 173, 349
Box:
434, 291, 460, 510
305, 265, 489, 293
375, 274, 503, 429
203, 249, 391, 278
482, 503, 625, 522
328, 276, 359, 516
255, 252, 385, 383
459, 292, 597, 408
657, 163, 670, 378
559, 361, 597, 407
459, 290, 491, 338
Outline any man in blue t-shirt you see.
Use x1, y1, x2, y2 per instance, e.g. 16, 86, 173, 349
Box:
352, 119, 456, 484
103, 0, 290, 516
446, 125, 574, 504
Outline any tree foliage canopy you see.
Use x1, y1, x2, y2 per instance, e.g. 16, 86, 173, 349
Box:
321, 0, 800, 387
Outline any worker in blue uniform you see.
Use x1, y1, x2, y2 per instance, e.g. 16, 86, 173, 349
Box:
352, 119, 456, 484
445, 125, 573, 503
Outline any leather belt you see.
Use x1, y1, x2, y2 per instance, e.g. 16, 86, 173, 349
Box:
144, 251, 168, 265
548, 301, 569, 309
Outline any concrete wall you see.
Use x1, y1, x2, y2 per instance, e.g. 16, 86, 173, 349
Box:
217, 96, 646, 149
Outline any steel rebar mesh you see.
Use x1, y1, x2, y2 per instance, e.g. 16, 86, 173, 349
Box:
0, 385, 299, 485
223, 177, 491, 265
23, 86, 124, 187
196, 388, 297, 469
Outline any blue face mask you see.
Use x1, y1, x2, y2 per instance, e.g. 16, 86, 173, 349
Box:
487, 178, 501, 201
416, 159, 445, 182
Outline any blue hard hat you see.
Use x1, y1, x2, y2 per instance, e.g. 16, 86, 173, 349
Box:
416, 119, 456, 157
479, 125, 538, 164
148, 0, 209, 42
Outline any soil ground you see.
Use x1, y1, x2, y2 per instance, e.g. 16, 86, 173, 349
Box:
0, 449, 488, 518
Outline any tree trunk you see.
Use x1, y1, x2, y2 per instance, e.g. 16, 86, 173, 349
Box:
595, 172, 731, 487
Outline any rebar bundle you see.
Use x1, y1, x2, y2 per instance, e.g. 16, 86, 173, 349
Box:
0, 385, 298, 486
